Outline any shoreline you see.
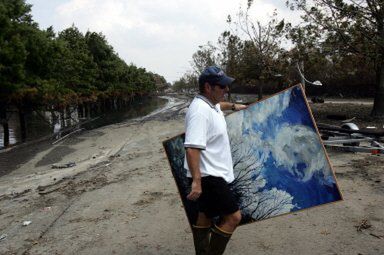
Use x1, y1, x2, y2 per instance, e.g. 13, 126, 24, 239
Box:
0, 95, 171, 151
0, 96, 187, 190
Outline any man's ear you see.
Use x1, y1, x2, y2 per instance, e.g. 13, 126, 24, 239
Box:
204, 82, 211, 94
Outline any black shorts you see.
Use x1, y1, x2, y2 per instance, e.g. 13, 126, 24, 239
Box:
189, 176, 239, 218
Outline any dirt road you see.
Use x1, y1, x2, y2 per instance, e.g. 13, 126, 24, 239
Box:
0, 97, 383, 254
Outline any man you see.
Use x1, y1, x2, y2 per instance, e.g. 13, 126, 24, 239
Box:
184, 66, 247, 255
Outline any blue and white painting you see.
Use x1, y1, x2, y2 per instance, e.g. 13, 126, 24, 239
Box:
163, 85, 342, 225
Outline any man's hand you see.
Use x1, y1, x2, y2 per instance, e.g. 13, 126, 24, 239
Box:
219, 102, 248, 111
186, 148, 202, 201
234, 104, 247, 111
187, 179, 202, 201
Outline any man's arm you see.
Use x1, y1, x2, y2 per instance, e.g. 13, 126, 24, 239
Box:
186, 147, 202, 201
219, 102, 248, 111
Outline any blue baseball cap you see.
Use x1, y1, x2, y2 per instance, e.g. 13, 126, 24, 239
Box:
198, 66, 235, 87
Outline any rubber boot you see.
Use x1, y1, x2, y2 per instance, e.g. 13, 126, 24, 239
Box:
207, 225, 232, 255
192, 225, 211, 255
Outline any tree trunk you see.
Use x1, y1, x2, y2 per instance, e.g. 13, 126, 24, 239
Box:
86, 103, 91, 119
371, 62, 384, 117
0, 105, 9, 147
18, 106, 27, 142
2, 122, 9, 147
113, 98, 118, 111
119, 98, 123, 109
258, 85, 263, 101
51, 109, 58, 127
78, 104, 83, 119
66, 106, 71, 127
83, 104, 86, 118
97, 101, 101, 114
60, 109, 65, 128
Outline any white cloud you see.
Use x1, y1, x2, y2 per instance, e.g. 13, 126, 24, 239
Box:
227, 88, 291, 134
227, 88, 333, 184
28, 0, 299, 82
227, 88, 291, 141
229, 116, 271, 183
229, 121, 296, 220
226, 110, 244, 137
248, 89, 291, 124
268, 124, 332, 182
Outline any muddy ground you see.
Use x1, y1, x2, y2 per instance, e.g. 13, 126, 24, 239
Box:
0, 96, 383, 255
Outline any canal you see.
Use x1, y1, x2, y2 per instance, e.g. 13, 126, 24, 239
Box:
0, 96, 168, 149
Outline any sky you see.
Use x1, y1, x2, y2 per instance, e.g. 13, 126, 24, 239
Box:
27, 0, 299, 83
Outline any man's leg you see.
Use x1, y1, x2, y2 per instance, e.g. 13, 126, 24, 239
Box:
196, 212, 212, 226
208, 210, 241, 255
192, 212, 212, 255
217, 210, 241, 233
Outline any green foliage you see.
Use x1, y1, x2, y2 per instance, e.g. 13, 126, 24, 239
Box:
149, 72, 169, 91
0, 0, 31, 102
188, 3, 287, 88
191, 43, 220, 75
0, 0, 161, 115
172, 73, 198, 92
287, 0, 384, 116
182, 0, 381, 117
58, 26, 98, 95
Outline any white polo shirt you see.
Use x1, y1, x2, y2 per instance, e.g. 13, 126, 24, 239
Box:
184, 95, 234, 183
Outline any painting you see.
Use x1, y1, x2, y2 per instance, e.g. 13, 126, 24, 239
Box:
163, 85, 342, 225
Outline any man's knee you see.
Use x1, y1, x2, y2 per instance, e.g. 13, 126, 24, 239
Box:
231, 210, 242, 225
224, 210, 242, 226
196, 212, 212, 227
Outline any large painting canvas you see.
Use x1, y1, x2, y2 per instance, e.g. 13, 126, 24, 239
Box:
163, 85, 342, 226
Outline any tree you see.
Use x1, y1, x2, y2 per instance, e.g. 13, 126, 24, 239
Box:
190, 43, 220, 75
58, 25, 97, 99
287, 0, 384, 117
0, 1, 162, 147
149, 72, 169, 92
0, 0, 35, 146
185, 1, 289, 97
217, 31, 243, 78
85, 31, 122, 94
172, 72, 198, 93
225, 1, 287, 98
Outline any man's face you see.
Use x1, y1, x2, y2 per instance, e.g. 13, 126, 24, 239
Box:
206, 83, 229, 104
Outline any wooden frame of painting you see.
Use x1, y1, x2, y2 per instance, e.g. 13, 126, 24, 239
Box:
163, 84, 343, 226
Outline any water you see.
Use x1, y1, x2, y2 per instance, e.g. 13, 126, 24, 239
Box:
0, 96, 167, 149
230, 93, 260, 104
81, 96, 167, 130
